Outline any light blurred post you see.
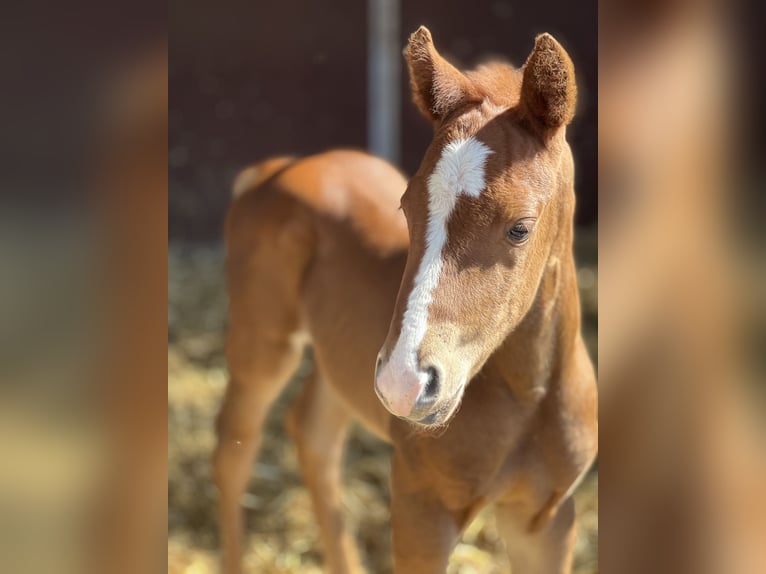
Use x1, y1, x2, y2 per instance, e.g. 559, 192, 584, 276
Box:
367, 0, 400, 165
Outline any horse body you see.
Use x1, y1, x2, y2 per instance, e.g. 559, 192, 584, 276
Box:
215, 28, 596, 574
222, 149, 407, 439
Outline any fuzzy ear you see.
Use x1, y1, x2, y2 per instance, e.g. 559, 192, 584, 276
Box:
520, 33, 577, 133
405, 26, 480, 124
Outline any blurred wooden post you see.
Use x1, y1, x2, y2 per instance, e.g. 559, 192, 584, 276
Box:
367, 0, 400, 165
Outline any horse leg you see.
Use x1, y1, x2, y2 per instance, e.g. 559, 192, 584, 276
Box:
496, 496, 577, 574
286, 368, 362, 574
213, 252, 308, 572
214, 186, 315, 573
389, 454, 463, 574
213, 323, 305, 574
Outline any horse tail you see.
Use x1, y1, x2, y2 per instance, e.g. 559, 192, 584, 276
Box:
232, 155, 297, 198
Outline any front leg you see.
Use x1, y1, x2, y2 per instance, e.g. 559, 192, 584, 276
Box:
390, 452, 463, 574
496, 495, 577, 574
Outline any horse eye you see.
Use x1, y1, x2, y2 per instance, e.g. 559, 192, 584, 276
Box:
507, 222, 529, 242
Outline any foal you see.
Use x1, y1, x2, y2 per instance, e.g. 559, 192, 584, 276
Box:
215, 27, 597, 574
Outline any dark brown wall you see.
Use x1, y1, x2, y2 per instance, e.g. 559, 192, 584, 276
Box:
169, 0, 596, 240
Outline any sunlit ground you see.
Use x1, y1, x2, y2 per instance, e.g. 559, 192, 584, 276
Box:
168, 239, 598, 574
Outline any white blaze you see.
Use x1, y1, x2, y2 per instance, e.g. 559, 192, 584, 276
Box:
382, 137, 492, 400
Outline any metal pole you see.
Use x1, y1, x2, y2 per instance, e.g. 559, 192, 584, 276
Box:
367, 0, 401, 164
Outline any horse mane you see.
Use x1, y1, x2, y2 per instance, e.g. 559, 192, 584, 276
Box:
465, 61, 523, 109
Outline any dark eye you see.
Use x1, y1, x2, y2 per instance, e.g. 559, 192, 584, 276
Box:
507, 222, 530, 242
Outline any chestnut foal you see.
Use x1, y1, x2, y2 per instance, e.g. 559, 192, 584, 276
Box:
214, 28, 597, 574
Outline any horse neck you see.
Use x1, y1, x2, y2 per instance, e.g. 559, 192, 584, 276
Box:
485, 222, 582, 401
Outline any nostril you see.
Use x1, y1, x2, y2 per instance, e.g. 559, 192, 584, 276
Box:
375, 355, 383, 378
423, 366, 440, 398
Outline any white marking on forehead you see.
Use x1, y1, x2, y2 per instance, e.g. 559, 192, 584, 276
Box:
384, 136, 492, 384
428, 137, 493, 215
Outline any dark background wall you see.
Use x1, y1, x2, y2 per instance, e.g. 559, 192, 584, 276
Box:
169, 0, 596, 240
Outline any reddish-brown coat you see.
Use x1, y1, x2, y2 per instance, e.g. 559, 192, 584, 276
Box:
214, 27, 597, 574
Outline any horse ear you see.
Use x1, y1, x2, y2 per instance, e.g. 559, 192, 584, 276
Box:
520, 34, 577, 134
405, 26, 479, 124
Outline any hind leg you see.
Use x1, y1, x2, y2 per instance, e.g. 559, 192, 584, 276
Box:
496, 497, 577, 574
214, 260, 307, 572
286, 369, 362, 574
215, 189, 315, 573
213, 326, 304, 574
